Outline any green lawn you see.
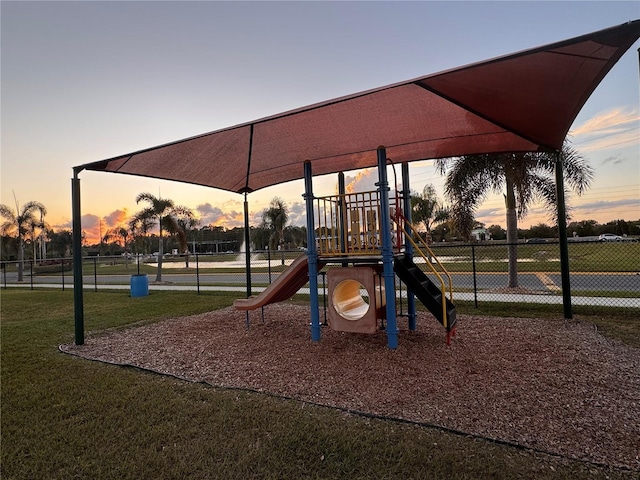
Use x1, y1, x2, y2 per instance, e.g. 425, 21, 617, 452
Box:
19, 241, 639, 278
2, 289, 638, 479
429, 241, 640, 273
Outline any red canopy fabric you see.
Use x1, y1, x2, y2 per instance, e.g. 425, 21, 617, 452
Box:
78, 20, 640, 194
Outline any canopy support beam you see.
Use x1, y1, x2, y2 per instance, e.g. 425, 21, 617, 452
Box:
377, 147, 398, 349
304, 161, 321, 342
72, 169, 85, 345
555, 152, 572, 319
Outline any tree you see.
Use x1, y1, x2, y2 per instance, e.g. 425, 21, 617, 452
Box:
410, 184, 450, 243
165, 211, 199, 268
284, 225, 307, 250
129, 214, 155, 255
435, 139, 593, 288
134, 193, 194, 282
48, 229, 73, 258
104, 226, 131, 267
0, 199, 47, 281
487, 224, 506, 241
261, 197, 289, 264
27, 214, 48, 262
528, 223, 555, 239
568, 219, 599, 238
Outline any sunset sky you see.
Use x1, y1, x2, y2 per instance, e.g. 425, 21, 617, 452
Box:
2, 1, 639, 244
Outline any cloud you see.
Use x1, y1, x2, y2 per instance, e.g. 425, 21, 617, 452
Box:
344, 168, 377, 193
80, 213, 101, 244
287, 201, 307, 226
196, 202, 243, 227
82, 213, 100, 229
572, 198, 640, 212
103, 208, 128, 227
475, 207, 503, 218
577, 130, 639, 153
600, 154, 625, 166
570, 107, 640, 153
54, 219, 72, 230
571, 107, 638, 136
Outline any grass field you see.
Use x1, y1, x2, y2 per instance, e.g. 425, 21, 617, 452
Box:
2, 288, 638, 479
7, 239, 635, 278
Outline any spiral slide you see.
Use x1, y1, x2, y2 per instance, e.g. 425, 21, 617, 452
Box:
233, 255, 325, 311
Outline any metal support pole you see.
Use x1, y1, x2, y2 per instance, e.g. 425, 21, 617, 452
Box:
304, 161, 321, 342
377, 147, 398, 349
72, 171, 85, 345
555, 152, 572, 319
401, 162, 416, 331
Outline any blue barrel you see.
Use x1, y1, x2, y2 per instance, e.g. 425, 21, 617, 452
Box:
130, 274, 149, 297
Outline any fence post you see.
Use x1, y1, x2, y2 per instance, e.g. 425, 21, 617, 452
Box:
1, 262, 6, 289
196, 253, 200, 294
267, 248, 272, 283
94, 257, 98, 292
471, 244, 478, 308
60, 258, 64, 291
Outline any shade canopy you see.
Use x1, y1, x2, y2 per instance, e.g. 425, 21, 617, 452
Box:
77, 20, 640, 194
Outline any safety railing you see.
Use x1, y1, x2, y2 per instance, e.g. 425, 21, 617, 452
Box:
314, 190, 404, 257
395, 215, 455, 328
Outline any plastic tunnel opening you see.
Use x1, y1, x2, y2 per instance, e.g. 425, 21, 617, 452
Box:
332, 279, 370, 321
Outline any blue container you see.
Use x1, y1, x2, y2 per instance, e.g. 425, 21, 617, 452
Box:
130, 274, 149, 297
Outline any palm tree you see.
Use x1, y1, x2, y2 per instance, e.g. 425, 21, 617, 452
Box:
262, 197, 289, 265
165, 212, 199, 268
0, 199, 47, 281
435, 139, 592, 288
134, 193, 194, 282
129, 214, 154, 255
48, 229, 73, 258
27, 216, 47, 263
410, 184, 450, 243
103, 226, 131, 267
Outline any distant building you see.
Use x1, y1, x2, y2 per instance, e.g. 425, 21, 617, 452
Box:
470, 228, 491, 242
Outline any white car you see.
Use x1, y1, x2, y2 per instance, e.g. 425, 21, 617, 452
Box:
598, 233, 623, 242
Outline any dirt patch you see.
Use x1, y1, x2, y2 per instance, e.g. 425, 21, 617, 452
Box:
60, 304, 640, 470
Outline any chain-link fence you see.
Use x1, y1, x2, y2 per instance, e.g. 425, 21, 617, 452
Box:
2, 240, 638, 310
425, 239, 639, 309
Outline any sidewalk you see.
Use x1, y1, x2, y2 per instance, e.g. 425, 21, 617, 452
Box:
4, 281, 638, 308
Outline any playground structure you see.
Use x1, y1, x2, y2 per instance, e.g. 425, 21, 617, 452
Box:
70, 22, 640, 346
234, 147, 457, 349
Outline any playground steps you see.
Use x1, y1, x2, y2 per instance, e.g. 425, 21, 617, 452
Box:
394, 255, 457, 332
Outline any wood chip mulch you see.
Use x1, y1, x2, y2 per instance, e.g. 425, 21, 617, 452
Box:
60, 303, 640, 471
